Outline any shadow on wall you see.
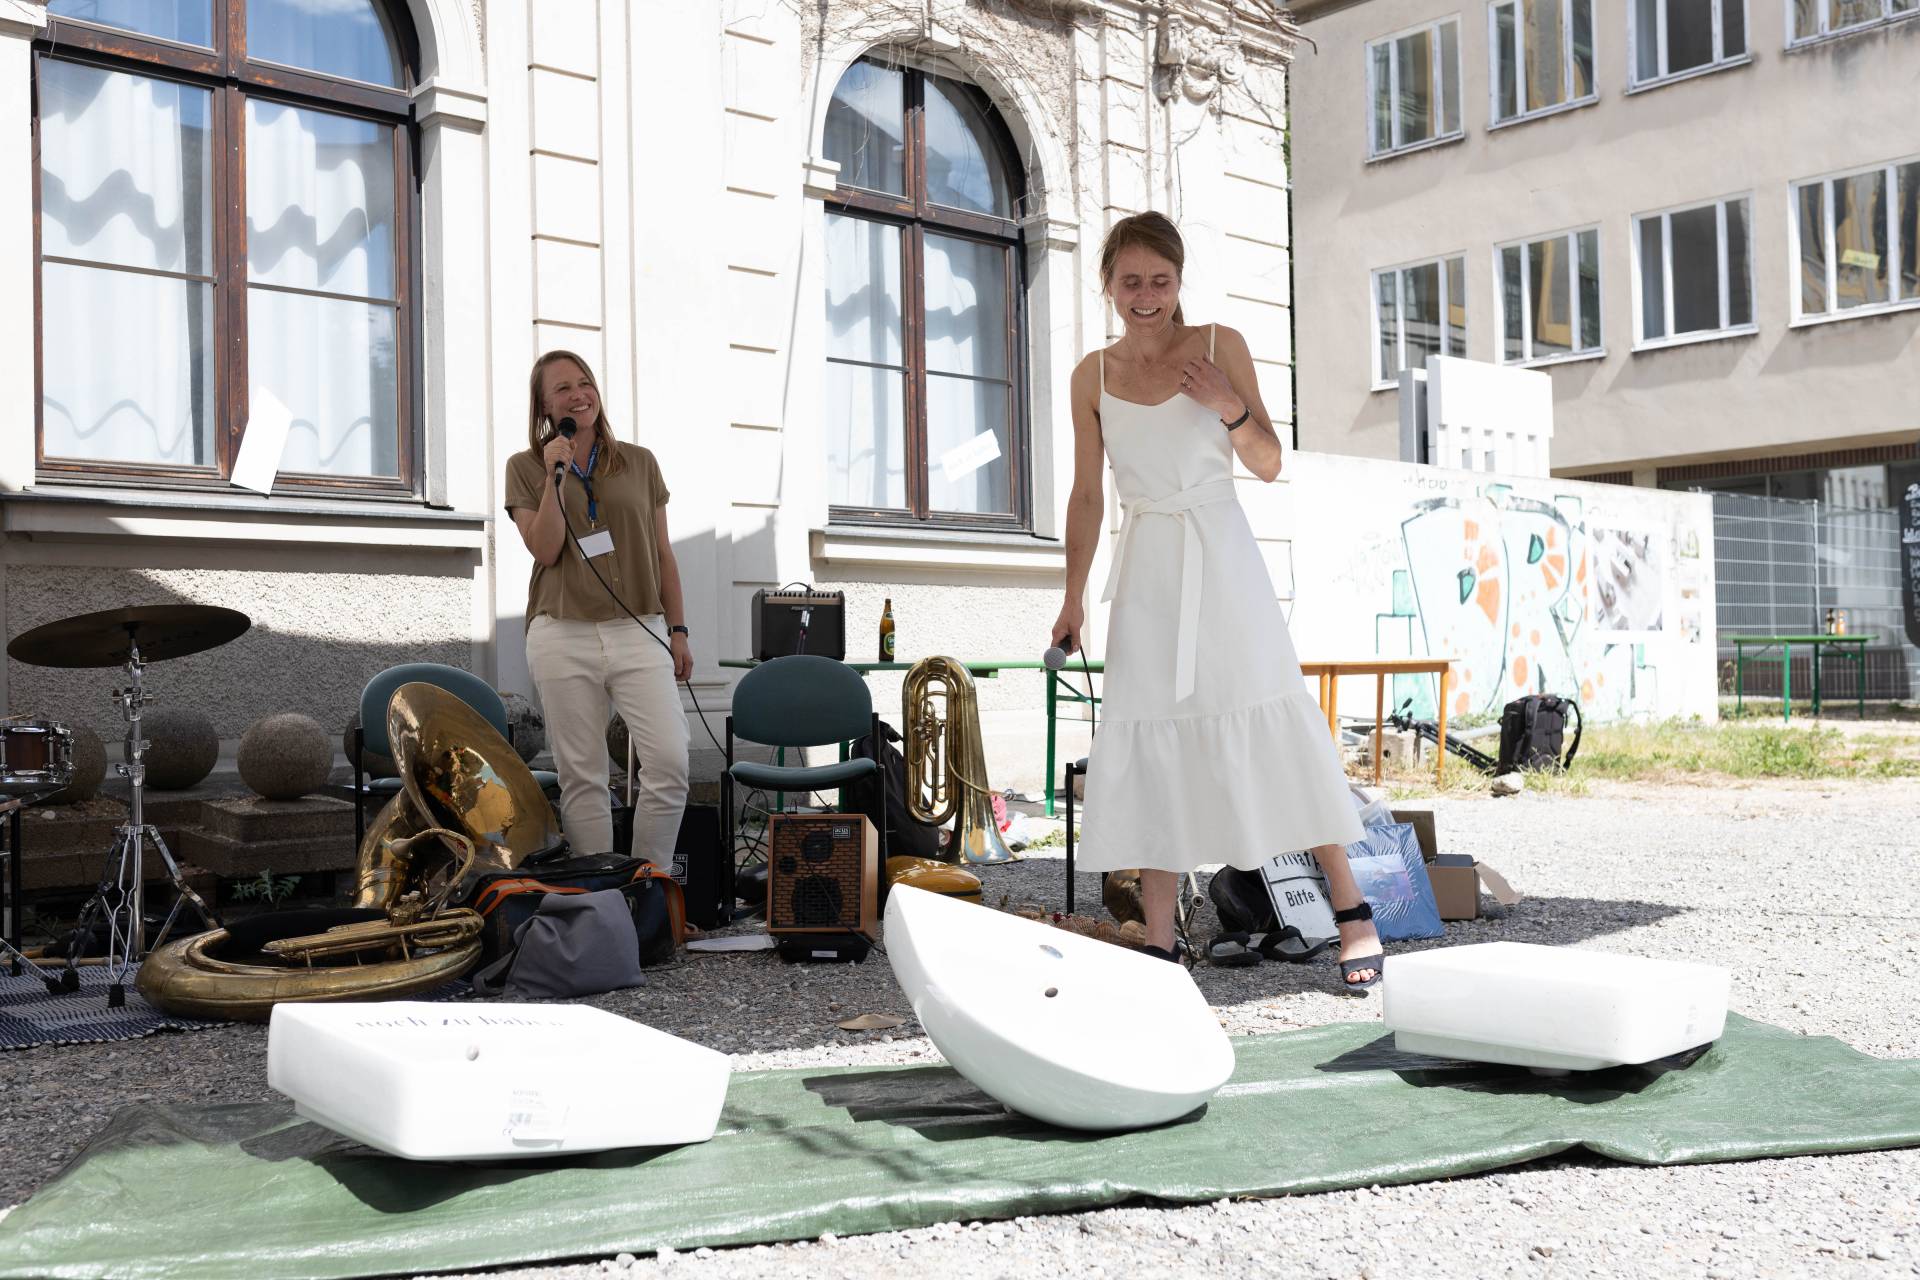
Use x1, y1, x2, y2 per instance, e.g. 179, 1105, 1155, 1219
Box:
1757, 306, 1920, 379
3, 560, 477, 744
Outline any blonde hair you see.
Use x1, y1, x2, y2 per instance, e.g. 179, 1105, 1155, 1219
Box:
1099, 211, 1187, 326
526, 349, 627, 476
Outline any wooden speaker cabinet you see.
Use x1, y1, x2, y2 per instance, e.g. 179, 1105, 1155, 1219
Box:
766, 813, 878, 938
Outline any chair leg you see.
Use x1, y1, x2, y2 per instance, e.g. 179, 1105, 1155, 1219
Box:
352, 726, 366, 855
873, 713, 890, 865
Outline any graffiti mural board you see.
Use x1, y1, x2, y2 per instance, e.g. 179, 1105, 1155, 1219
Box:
1264, 454, 1719, 725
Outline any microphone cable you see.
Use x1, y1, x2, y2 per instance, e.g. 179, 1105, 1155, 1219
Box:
547, 431, 729, 757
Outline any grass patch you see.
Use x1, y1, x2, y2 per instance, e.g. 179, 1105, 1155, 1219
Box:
1376, 717, 1920, 794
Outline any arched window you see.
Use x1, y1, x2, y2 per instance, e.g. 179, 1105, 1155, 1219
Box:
822, 57, 1027, 528
34, 0, 418, 492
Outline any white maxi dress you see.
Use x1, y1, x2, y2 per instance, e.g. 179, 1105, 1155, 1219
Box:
1078, 328, 1364, 874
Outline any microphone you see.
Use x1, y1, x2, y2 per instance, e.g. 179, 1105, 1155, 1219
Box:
552, 416, 578, 479
1043, 635, 1075, 670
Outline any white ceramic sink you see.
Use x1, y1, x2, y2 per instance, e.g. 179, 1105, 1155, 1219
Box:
885, 885, 1234, 1130
268, 1002, 730, 1160
1382, 941, 1730, 1071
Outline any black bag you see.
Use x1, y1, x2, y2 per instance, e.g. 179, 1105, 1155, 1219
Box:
460, 854, 683, 969
843, 722, 943, 861
1496, 695, 1583, 774
612, 804, 736, 930
1208, 866, 1277, 935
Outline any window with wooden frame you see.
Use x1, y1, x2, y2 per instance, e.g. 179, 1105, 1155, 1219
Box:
821, 57, 1028, 529
34, 0, 418, 494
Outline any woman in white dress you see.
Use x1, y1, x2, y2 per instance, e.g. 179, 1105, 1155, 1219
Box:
1051, 212, 1383, 991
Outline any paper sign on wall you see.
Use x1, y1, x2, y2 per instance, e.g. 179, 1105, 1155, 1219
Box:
231, 385, 296, 495
938, 430, 1002, 484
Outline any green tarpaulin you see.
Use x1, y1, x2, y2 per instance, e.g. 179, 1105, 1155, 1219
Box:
4, 1014, 1918, 1280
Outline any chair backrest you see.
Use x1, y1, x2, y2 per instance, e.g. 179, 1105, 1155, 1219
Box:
731, 655, 873, 748
359, 662, 508, 757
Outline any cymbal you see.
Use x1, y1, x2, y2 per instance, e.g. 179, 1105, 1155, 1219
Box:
6, 605, 252, 668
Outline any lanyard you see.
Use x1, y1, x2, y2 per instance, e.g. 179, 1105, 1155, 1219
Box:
569, 440, 600, 523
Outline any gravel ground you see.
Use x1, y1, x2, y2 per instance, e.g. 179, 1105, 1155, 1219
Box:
3, 777, 1918, 1279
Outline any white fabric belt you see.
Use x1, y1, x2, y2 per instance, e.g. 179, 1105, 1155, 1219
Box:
1100, 477, 1239, 703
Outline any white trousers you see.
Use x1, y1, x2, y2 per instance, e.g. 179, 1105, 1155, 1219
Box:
527, 615, 689, 865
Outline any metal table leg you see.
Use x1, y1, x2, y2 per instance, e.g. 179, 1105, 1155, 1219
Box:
1783, 642, 1793, 723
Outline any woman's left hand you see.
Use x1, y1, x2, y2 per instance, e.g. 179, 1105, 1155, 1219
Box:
1178, 356, 1245, 422
669, 633, 694, 682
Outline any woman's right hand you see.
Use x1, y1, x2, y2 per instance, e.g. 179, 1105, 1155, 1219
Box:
542, 434, 576, 474
1050, 599, 1085, 656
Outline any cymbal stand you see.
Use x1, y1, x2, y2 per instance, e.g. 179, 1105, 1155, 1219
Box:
66, 631, 219, 1007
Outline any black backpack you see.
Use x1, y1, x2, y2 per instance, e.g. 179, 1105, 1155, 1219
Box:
842, 722, 944, 861
1496, 695, 1582, 775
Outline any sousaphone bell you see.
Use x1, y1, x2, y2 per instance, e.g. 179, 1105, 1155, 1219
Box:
139, 683, 561, 1021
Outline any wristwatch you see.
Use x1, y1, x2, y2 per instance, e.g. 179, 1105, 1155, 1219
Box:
668, 625, 690, 637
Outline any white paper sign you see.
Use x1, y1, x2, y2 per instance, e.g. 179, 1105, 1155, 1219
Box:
938, 429, 1002, 484
231, 385, 296, 495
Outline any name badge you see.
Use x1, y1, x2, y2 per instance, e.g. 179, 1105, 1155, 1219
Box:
577, 530, 615, 559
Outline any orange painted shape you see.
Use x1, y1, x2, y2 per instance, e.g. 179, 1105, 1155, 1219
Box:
1512, 624, 1522, 638
1475, 578, 1501, 623
1513, 656, 1528, 686
1454, 691, 1471, 716
1530, 630, 1541, 646
1582, 680, 1595, 702
1476, 544, 1499, 574
1464, 520, 1480, 541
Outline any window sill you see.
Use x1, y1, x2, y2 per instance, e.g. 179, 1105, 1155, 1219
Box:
1501, 348, 1608, 369
1787, 7, 1919, 50
0, 485, 488, 548
811, 524, 1064, 574
1488, 95, 1599, 132
1789, 297, 1920, 329
1365, 131, 1467, 166
1624, 55, 1753, 95
1630, 324, 1759, 354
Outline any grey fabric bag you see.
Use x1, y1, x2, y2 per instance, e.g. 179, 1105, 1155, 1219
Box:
471, 889, 645, 999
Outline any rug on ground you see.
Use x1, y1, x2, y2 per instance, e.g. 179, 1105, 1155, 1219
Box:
2, 1014, 1916, 1280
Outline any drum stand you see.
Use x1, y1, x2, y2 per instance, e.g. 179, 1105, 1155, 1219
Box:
65, 636, 219, 1007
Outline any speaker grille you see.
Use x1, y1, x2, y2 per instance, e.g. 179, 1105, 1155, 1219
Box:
767, 814, 876, 935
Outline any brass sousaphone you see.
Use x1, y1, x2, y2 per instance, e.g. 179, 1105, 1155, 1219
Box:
901, 655, 1017, 867
139, 683, 561, 1020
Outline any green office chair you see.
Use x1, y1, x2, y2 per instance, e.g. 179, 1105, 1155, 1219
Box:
724, 655, 889, 864
350, 662, 560, 853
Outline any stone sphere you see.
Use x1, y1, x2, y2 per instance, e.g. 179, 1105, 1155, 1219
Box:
142, 709, 219, 790
340, 710, 397, 779
238, 713, 333, 800
44, 724, 107, 806
500, 690, 546, 763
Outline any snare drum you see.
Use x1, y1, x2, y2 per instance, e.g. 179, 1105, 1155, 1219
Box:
0, 719, 74, 795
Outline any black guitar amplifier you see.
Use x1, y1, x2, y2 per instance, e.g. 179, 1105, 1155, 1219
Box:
751, 586, 845, 661
611, 803, 735, 930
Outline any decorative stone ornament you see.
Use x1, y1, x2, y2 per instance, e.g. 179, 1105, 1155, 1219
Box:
238, 713, 333, 801
142, 709, 220, 790
1154, 13, 1244, 108
499, 690, 547, 763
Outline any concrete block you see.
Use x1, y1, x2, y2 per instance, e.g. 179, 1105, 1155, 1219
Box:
531, 154, 601, 244
533, 239, 603, 328
724, 267, 785, 354
196, 794, 355, 845
721, 112, 784, 198
724, 344, 783, 429
531, 69, 599, 160
530, 0, 598, 77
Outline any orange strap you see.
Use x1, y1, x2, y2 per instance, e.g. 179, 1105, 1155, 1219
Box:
473, 866, 686, 949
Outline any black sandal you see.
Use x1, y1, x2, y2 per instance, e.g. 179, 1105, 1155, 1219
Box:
1205, 932, 1262, 967
1256, 925, 1334, 964
1332, 902, 1384, 994
1141, 940, 1190, 966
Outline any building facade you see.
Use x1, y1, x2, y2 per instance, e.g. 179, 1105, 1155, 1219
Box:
0, 0, 1301, 794
1289, 0, 1918, 486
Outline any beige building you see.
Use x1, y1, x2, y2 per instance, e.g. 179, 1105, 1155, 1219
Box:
1289, 0, 1919, 495
0, 0, 1300, 797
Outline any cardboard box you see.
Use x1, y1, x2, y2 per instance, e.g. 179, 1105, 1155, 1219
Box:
1427, 853, 1521, 921
1388, 806, 1437, 862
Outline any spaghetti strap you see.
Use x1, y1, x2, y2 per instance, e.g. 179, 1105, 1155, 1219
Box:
1099, 348, 1106, 394
1209, 323, 1217, 360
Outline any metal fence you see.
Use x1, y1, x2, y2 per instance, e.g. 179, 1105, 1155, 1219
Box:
1709, 491, 1918, 702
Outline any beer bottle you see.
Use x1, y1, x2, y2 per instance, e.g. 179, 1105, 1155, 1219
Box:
1824, 608, 1836, 635
879, 598, 896, 662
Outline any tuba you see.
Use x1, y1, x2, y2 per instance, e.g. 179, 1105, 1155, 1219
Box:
138, 682, 560, 1020
902, 656, 1017, 866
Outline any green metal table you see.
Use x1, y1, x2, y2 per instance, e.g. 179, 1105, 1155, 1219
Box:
720, 658, 1103, 815
1730, 635, 1868, 721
